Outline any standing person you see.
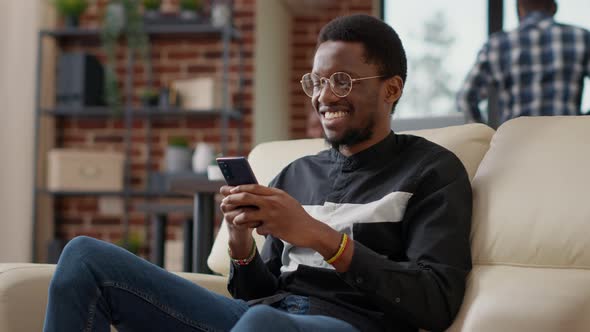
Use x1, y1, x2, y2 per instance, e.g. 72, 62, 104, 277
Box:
457, 0, 590, 124
44, 14, 472, 332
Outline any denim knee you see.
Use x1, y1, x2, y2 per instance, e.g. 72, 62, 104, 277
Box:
233, 305, 291, 331
60, 236, 100, 260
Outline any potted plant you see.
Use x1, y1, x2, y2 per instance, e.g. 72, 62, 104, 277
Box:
139, 87, 159, 107
165, 137, 192, 172
179, 0, 203, 20
101, 0, 151, 115
142, 0, 161, 19
116, 231, 145, 255
52, 0, 89, 27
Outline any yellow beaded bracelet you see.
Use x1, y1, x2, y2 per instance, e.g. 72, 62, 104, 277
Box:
326, 233, 349, 264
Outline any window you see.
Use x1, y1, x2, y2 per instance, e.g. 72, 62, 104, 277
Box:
383, 0, 487, 123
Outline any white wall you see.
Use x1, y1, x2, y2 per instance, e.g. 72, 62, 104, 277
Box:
253, 0, 292, 144
0, 1, 40, 262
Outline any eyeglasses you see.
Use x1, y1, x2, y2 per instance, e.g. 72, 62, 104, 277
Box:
300, 72, 384, 98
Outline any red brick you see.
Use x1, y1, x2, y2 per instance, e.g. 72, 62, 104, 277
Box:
152, 119, 182, 128
76, 119, 108, 129
186, 64, 217, 74
166, 50, 201, 61
92, 216, 122, 225
110, 119, 144, 129
73, 230, 103, 239
94, 134, 124, 143
131, 136, 160, 144
186, 118, 219, 129
153, 64, 182, 75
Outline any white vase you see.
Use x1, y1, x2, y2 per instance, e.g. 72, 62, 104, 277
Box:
207, 164, 224, 181
192, 143, 214, 173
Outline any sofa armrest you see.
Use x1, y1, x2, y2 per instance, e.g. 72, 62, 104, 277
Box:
0, 263, 230, 332
173, 272, 229, 297
0, 263, 56, 332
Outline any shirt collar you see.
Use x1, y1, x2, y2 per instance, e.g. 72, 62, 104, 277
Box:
329, 131, 398, 171
519, 11, 554, 29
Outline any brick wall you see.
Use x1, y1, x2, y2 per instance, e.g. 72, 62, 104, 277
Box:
289, 0, 373, 138
53, 0, 255, 254
49, 0, 372, 258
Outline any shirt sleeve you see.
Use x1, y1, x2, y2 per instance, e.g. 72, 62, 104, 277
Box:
457, 42, 493, 122
338, 152, 473, 331
227, 177, 284, 300
227, 235, 283, 300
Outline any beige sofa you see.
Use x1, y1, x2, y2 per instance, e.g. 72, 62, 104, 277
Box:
1, 116, 589, 331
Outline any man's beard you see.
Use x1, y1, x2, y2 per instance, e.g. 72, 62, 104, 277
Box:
325, 117, 374, 150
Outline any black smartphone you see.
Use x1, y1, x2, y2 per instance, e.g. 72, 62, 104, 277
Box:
216, 157, 258, 186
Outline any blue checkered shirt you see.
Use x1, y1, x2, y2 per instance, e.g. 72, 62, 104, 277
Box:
457, 11, 590, 123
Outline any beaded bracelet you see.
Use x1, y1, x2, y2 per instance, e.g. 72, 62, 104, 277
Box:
326, 233, 349, 264
228, 238, 257, 266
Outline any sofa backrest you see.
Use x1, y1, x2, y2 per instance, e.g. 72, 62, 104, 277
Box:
208, 123, 495, 275
470, 116, 590, 268
447, 116, 590, 332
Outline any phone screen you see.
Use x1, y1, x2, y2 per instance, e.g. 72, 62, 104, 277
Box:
216, 157, 258, 186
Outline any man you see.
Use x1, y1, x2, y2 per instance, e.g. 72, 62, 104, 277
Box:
306, 109, 324, 138
44, 15, 472, 332
457, 0, 590, 124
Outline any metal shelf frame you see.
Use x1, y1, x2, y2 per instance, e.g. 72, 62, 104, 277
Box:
31, 22, 244, 262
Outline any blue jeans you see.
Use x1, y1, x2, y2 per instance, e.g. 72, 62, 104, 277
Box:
43, 236, 359, 332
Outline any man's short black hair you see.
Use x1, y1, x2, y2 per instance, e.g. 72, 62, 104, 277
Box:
317, 14, 407, 85
518, 0, 556, 12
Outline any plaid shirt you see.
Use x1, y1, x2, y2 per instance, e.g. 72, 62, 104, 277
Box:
457, 11, 590, 123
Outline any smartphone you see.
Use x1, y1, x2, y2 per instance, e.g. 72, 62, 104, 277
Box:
216, 157, 258, 186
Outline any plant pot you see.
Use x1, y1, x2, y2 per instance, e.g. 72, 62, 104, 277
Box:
192, 143, 214, 173
144, 9, 160, 20
104, 2, 126, 34
207, 164, 223, 180
211, 2, 231, 27
180, 10, 199, 20
165, 146, 191, 172
141, 95, 159, 107
64, 15, 80, 28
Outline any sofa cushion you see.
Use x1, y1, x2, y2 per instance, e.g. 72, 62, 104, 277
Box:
471, 116, 590, 268
208, 123, 495, 276
447, 265, 590, 332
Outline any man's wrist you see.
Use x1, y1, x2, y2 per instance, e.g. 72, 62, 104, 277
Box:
309, 223, 344, 259
228, 232, 254, 259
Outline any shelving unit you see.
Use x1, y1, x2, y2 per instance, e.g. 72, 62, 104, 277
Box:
32, 22, 244, 262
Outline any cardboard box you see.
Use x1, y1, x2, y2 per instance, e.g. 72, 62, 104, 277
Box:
47, 149, 124, 191
171, 76, 225, 110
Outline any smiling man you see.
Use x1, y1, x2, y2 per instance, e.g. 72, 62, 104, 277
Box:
44, 15, 472, 332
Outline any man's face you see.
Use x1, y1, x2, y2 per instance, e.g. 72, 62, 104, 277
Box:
311, 41, 392, 154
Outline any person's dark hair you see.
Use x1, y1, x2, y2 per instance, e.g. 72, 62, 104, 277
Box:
518, 0, 556, 12
317, 14, 407, 113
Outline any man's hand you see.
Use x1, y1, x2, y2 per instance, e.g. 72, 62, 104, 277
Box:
221, 184, 353, 271
222, 185, 329, 249
220, 185, 258, 259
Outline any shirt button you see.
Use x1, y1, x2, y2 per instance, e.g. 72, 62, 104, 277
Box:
395, 297, 401, 303
355, 277, 363, 284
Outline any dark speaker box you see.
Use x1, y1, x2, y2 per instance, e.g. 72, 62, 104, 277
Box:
56, 52, 104, 107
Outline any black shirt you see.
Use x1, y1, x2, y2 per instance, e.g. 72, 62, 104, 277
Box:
228, 132, 473, 332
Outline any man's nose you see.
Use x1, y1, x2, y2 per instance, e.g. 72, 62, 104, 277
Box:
317, 80, 339, 102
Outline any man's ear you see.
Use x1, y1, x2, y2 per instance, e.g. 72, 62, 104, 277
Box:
385, 76, 404, 104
